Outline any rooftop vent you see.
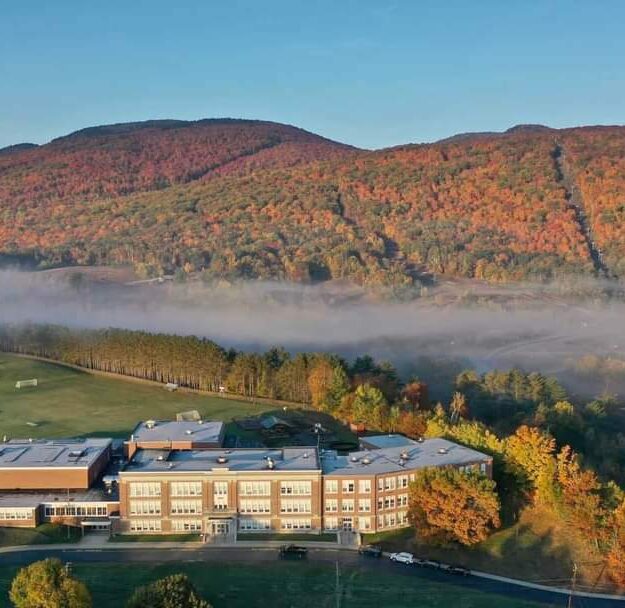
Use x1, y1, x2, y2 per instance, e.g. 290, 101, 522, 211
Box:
267, 457, 275, 470
350, 455, 359, 463
198, 420, 203, 425
400, 451, 409, 460
156, 455, 165, 462
145, 420, 156, 430
362, 456, 371, 465
185, 429, 193, 436
216, 455, 228, 464
303, 452, 309, 459
417, 437, 424, 443
69, 450, 84, 458
438, 447, 448, 455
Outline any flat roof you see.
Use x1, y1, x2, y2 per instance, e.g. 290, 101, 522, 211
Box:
0, 438, 111, 470
322, 438, 491, 476
130, 420, 224, 444
122, 447, 320, 474
0, 488, 118, 508
359, 434, 420, 450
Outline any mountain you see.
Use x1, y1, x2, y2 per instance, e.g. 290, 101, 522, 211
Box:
0, 119, 624, 286
0, 142, 39, 156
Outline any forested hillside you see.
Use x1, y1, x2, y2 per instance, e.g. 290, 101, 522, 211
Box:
1, 120, 624, 284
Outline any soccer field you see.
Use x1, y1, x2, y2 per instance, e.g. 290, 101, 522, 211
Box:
0, 561, 552, 608
0, 353, 271, 439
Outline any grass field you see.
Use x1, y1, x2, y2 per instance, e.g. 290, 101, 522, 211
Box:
0, 354, 272, 438
0, 523, 81, 547
0, 561, 552, 608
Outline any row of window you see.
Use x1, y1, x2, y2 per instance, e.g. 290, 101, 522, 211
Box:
0, 508, 33, 520
130, 519, 162, 532
171, 520, 202, 532
377, 495, 409, 511
324, 479, 371, 494
377, 511, 409, 529
239, 518, 271, 531
128, 480, 312, 498
324, 517, 372, 531
44, 505, 108, 517
325, 498, 371, 513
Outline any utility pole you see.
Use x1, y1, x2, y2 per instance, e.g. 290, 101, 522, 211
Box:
567, 562, 578, 608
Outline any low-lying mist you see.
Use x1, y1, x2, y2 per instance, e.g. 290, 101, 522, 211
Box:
1, 269, 624, 402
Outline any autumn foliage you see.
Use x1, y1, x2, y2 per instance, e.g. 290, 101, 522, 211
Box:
407, 467, 501, 545
1, 121, 624, 284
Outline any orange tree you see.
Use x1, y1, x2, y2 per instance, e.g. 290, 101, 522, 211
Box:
408, 467, 501, 546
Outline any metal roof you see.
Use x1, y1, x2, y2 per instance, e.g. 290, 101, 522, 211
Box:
130, 420, 224, 444
0, 438, 111, 469
359, 434, 420, 450
122, 447, 320, 474
322, 438, 491, 476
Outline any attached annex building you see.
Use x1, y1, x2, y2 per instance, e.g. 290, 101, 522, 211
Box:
0, 423, 492, 538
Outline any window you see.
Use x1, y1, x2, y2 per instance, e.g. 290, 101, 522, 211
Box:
383, 497, 395, 510
324, 517, 339, 530
325, 499, 338, 513
170, 482, 202, 497
341, 480, 355, 494
280, 499, 311, 514
480, 462, 487, 474
213, 481, 228, 496
240, 500, 271, 514
358, 498, 371, 512
398, 494, 408, 507
171, 520, 202, 532
170, 500, 202, 515
358, 479, 371, 494
377, 498, 384, 510
0, 508, 32, 520
280, 481, 311, 496
397, 511, 409, 526
213, 495, 229, 510
129, 501, 161, 516
129, 482, 161, 497
281, 519, 311, 530
398, 475, 408, 489
409, 474, 416, 482
358, 517, 371, 531
239, 518, 271, 531
384, 477, 396, 491
325, 479, 338, 493
130, 519, 161, 532
378, 478, 384, 492
239, 481, 271, 496
342, 499, 355, 512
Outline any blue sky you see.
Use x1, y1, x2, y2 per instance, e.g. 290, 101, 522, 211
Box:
1, 0, 624, 149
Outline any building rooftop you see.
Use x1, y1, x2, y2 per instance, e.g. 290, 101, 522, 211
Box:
130, 420, 225, 445
0, 438, 112, 469
0, 487, 118, 508
122, 447, 320, 474
322, 438, 491, 476
359, 434, 420, 450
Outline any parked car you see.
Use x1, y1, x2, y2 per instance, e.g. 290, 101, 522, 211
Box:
389, 552, 415, 565
279, 544, 308, 559
447, 565, 471, 576
358, 544, 382, 558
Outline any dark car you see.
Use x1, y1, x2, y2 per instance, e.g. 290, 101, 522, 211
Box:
413, 557, 428, 567
279, 544, 308, 559
448, 565, 471, 576
358, 544, 382, 558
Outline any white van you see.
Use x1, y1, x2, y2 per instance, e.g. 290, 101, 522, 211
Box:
389, 552, 414, 565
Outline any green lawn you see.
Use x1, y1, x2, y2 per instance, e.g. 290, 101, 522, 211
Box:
110, 533, 201, 543
0, 354, 272, 438
0, 561, 552, 608
0, 523, 81, 547
238, 532, 337, 542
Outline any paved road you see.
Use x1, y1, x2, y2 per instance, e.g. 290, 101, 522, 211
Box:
0, 546, 622, 607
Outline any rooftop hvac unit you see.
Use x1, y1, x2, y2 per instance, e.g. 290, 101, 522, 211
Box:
185, 430, 193, 435
438, 448, 448, 455
217, 455, 228, 464
361, 456, 371, 465
400, 451, 409, 460
267, 458, 275, 470
350, 456, 359, 463
145, 420, 156, 429
156, 455, 165, 462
